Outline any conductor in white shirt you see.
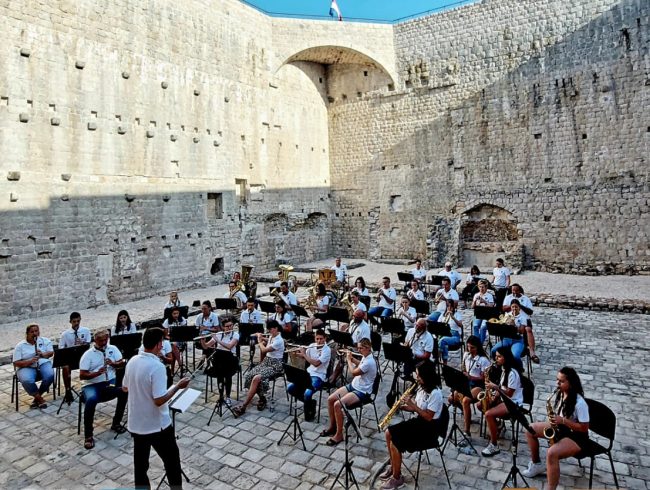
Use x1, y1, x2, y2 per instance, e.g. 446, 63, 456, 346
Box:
123, 327, 191, 489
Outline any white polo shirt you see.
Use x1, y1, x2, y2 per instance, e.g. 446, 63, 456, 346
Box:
280, 291, 298, 321
493, 266, 511, 288
13, 337, 53, 370
123, 352, 172, 434
462, 353, 492, 379
112, 323, 138, 335
271, 312, 292, 326
138, 340, 172, 362
411, 268, 427, 280
500, 368, 523, 405
397, 306, 417, 329
436, 289, 459, 313
59, 327, 92, 348
79, 344, 123, 385
162, 318, 187, 329
378, 287, 397, 310
195, 312, 220, 333
240, 309, 262, 324
448, 311, 463, 335
333, 264, 347, 283
353, 287, 370, 297
206, 330, 239, 355
503, 294, 534, 314
306, 344, 331, 381
351, 354, 377, 395
265, 334, 285, 360
405, 329, 434, 359
408, 289, 425, 301
415, 388, 443, 419
225, 290, 248, 305
349, 320, 371, 343
438, 269, 461, 288
353, 301, 367, 313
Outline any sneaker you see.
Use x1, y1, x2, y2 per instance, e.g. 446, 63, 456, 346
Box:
522, 460, 546, 478
481, 442, 500, 457
380, 475, 405, 490
379, 467, 392, 481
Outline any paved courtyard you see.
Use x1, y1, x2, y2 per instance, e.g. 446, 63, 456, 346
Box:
1, 304, 648, 489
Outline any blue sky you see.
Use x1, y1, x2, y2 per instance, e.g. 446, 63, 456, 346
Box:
240, 0, 477, 22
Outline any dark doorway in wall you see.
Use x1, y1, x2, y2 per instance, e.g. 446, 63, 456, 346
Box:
210, 257, 224, 275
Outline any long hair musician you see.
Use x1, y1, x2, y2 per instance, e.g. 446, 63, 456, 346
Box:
233, 320, 285, 416
380, 361, 443, 490
201, 317, 239, 404
521, 367, 589, 489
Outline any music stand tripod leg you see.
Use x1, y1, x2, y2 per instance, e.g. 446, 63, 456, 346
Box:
208, 378, 235, 426
278, 397, 306, 451
57, 386, 81, 415
330, 423, 359, 490
442, 390, 477, 455
502, 419, 529, 489
157, 410, 191, 489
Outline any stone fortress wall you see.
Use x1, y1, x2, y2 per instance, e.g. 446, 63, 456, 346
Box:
329, 0, 649, 274
0, 0, 647, 319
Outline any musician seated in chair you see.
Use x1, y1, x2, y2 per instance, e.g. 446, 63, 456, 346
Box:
351, 276, 370, 297
395, 296, 417, 331
402, 319, 433, 378
139, 327, 174, 387
368, 277, 396, 320
201, 317, 239, 406
195, 300, 220, 335
438, 262, 462, 289
79, 330, 127, 450
426, 277, 459, 322
226, 281, 248, 310
321, 339, 376, 446
490, 299, 531, 371
521, 367, 589, 490
332, 256, 348, 289
471, 279, 495, 344
162, 307, 188, 375
330, 310, 370, 384
287, 329, 331, 421
380, 361, 443, 490
113, 309, 138, 336
460, 265, 482, 303
480, 347, 523, 457
306, 282, 330, 331
406, 280, 424, 301
502, 284, 539, 363
410, 259, 427, 282
271, 300, 298, 340
13, 323, 54, 409
438, 299, 463, 364
59, 311, 92, 404
164, 290, 185, 310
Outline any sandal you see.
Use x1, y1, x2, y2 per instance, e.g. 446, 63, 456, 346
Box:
232, 405, 246, 418
319, 428, 336, 437
84, 437, 95, 450
531, 354, 540, 364
326, 438, 342, 446
256, 397, 267, 411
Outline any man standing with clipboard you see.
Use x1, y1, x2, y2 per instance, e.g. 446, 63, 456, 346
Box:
123, 327, 191, 489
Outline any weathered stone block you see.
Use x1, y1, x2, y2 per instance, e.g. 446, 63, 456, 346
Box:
7, 171, 20, 181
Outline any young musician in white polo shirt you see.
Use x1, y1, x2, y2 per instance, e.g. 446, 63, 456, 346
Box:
322, 338, 377, 446
59, 311, 92, 404
287, 328, 331, 421
123, 327, 191, 488
78, 329, 127, 449
410, 259, 427, 282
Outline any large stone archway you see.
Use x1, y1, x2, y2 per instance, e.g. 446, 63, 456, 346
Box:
460, 204, 524, 271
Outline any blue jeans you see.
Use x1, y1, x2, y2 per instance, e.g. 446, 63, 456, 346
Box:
473, 319, 488, 344
491, 338, 525, 370
82, 380, 127, 438
439, 331, 461, 361
427, 311, 442, 322
17, 364, 54, 396
287, 376, 323, 401
369, 306, 392, 318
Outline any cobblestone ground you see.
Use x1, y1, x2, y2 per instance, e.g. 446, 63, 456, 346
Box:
1, 306, 648, 489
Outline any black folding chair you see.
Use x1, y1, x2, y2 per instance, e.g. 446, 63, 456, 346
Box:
575, 399, 620, 489
348, 365, 382, 432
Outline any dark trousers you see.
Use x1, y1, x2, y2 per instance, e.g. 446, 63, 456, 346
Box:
133, 425, 182, 489
82, 381, 127, 438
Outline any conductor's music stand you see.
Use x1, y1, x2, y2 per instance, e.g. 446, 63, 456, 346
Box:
496, 387, 535, 488
169, 327, 199, 375
278, 363, 311, 450
53, 344, 90, 414
164, 306, 189, 321
442, 365, 478, 455
206, 349, 237, 424
331, 393, 363, 490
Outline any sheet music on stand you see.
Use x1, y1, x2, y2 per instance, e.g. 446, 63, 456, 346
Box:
169, 388, 201, 413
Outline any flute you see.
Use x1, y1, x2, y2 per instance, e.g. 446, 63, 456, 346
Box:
338, 348, 363, 358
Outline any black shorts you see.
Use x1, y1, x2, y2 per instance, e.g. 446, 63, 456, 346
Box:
388, 417, 439, 453
560, 429, 589, 450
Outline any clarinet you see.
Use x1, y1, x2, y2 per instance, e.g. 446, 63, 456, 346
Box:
101, 348, 109, 381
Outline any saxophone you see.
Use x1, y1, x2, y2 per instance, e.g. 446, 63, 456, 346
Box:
379, 382, 417, 430
543, 388, 561, 445
476, 363, 496, 413
301, 286, 318, 313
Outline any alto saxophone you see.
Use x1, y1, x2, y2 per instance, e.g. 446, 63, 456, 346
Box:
379, 382, 417, 430
476, 363, 496, 413
543, 388, 561, 445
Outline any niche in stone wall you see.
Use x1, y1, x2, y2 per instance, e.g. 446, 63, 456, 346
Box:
459, 204, 521, 270
263, 213, 289, 266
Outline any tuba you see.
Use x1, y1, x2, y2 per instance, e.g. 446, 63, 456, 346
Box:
488, 312, 514, 324
339, 292, 354, 319
241, 264, 257, 299
279, 264, 298, 292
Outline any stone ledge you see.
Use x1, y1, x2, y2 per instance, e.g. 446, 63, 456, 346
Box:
530, 293, 649, 315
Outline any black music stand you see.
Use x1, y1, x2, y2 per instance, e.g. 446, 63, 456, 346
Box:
164, 306, 189, 321
110, 332, 143, 360
473, 306, 500, 321
397, 272, 414, 292
327, 307, 351, 326
486, 322, 520, 355
441, 365, 477, 455
358, 295, 371, 310
330, 394, 363, 490
214, 298, 237, 311
53, 344, 90, 414
429, 275, 445, 286
278, 363, 311, 450
206, 350, 237, 425
169, 327, 199, 376
382, 342, 412, 398
239, 323, 264, 374
496, 387, 535, 488
328, 328, 354, 348
258, 300, 276, 316
426, 321, 451, 371
379, 317, 405, 339
292, 304, 310, 319
411, 299, 430, 316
